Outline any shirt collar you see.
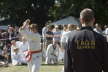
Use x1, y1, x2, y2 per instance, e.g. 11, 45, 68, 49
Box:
80, 26, 93, 31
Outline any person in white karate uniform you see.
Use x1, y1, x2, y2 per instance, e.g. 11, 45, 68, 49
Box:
19, 36, 28, 64
19, 19, 42, 72
11, 40, 22, 66
45, 40, 59, 64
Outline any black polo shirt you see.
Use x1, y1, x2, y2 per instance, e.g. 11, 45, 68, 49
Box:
64, 26, 108, 72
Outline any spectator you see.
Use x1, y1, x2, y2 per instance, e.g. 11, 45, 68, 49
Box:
93, 23, 103, 34
53, 25, 61, 45
45, 40, 59, 64
11, 40, 21, 66
45, 25, 54, 46
104, 25, 108, 35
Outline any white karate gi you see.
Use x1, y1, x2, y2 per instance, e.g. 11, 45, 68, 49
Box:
19, 41, 28, 64
104, 28, 108, 35
60, 30, 76, 61
19, 29, 41, 72
45, 44, 59, 64
11, 41, 22, 66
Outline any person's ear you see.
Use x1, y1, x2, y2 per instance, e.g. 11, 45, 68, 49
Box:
93, 18, 95, 23
80, 18, 84, 24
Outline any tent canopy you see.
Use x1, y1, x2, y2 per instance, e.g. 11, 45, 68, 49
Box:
51, 16, 80, 26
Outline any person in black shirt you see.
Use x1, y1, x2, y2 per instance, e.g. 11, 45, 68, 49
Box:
45, 25, 54, 46
64, 8, 108, 72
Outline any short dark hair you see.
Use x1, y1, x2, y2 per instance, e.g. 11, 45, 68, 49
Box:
80, 8, 94, 23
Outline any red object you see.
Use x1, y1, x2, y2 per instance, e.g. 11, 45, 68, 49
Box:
24, 49, 42, 62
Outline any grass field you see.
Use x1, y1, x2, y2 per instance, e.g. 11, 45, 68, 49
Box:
0, 64, 63, 72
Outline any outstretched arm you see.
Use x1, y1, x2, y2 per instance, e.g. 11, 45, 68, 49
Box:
19, 19, 30, 30
19, 19, 31, 38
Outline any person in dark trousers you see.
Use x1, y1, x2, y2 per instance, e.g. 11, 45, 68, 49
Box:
64, 8, 108, 72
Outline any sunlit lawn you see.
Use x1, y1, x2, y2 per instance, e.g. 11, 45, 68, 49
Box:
0, 64, 63, 72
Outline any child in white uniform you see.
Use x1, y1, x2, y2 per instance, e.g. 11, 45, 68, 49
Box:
11, 40, 21, 65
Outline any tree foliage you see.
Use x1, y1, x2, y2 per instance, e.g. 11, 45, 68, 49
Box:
0, 0, 108, 26
0, 0, 54, 26
49, 0, 108, 25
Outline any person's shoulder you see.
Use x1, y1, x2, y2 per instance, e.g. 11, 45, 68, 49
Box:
64, 31, 76, 36
67, 30, 80, 40
47, 44, 53, 48
105, 28, 108, 31
93, 28, 96, 30
70, 30, 78, 34
75, 29, 104, 38
63, 31, 69, 35
70, 30, 81, 36
105, 28, 108, 30
93, 31, 106, 39
42, 27, 47, 31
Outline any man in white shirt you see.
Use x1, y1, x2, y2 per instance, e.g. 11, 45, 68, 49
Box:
60, 24, 77, 61
104, 27, 108, 35
19, 19, 42, 72
93, 23, 103, 34
104, 26, 108, 42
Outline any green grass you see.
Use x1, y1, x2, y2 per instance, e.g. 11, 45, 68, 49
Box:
0, 64, 63, 72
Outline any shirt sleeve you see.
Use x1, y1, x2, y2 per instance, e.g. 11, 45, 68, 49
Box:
103, 36, 108, 72
19, 28, 30, 38
19, 28, 40, 40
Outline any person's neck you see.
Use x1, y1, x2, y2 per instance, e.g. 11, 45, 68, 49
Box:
82, 23, 93, 27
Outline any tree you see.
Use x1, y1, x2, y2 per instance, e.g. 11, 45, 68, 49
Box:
0, 0, 54, 26
49, 0, 108, 25
0, 0, 108, 26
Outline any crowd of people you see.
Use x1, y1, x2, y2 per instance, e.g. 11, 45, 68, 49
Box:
0, 25, 20, 66
0, 8, 108, 72
42, 22, 108, 65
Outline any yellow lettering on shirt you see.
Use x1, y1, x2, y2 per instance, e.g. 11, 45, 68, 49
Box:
76, 40, 96, 49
